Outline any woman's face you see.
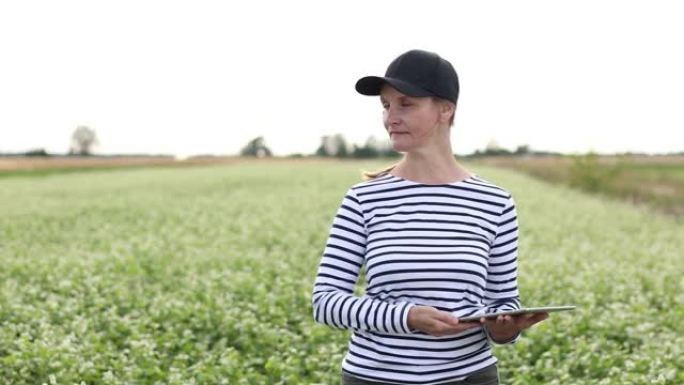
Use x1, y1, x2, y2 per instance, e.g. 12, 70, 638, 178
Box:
380, 84, 449, 153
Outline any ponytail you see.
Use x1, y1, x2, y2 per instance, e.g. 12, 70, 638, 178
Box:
361, 162, 400, 181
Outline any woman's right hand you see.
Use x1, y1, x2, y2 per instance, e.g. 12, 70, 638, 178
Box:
407, 305, 481, 337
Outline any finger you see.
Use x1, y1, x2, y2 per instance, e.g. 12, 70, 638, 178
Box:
530, 312, 550, 324
483, 316, 499, 325
453, 314, 479, 325
435, 311, 460, 326
521, 313, 549, 328
459, 322, 482, 330
428, 320, 451, 336
475, 316, 495, 324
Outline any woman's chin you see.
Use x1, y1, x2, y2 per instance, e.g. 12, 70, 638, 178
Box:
390, 141, 412, 153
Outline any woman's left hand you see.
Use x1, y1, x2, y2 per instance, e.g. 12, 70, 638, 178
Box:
480, 312, 549, 343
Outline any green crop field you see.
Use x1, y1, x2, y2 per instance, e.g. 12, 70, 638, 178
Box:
1, 160, 682, 384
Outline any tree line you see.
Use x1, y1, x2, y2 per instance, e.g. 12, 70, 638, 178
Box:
240, 135, 558, 158
4, 128, 563, 159
9, 126, 100, 157
14, 126, 680, 159
241, 134, 401, 159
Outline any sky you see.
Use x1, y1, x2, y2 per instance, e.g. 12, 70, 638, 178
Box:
1, 0, 683, 158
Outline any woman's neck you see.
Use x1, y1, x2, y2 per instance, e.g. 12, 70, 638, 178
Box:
390, 151, 471, 184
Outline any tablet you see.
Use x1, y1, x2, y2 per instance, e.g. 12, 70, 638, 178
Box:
458, 306, 576, 322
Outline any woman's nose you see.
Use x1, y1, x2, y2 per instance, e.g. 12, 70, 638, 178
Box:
384, 107, 401, 126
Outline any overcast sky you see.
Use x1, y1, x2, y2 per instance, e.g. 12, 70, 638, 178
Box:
1, 0, 682, 157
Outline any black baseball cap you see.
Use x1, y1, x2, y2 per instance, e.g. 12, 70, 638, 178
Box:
355, 49, 459, 104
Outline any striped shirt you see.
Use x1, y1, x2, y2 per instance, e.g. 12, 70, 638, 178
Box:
311, 173, 521, 385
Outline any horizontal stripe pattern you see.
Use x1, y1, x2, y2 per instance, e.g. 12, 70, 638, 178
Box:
312, 174, 521, 384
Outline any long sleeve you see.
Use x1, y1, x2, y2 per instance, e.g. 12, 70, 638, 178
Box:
483, 195, 522, 344
311, 187, 415, 335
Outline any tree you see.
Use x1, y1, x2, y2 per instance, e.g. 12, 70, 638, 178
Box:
377, 137, 401, 158
315, 135, 332, 157
482, 138, 511, 156
240, 136, 272, 157
352, 136, 381, 158
332, 134, 349, 158
69, 126, 99, 155
515, 144, 530, 155
315, 134, 350, 157
485, 139, 502, 152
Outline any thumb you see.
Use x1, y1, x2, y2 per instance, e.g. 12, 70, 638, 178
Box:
436, 311, 460, 326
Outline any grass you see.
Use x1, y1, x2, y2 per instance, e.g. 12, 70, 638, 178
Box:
470, 154, 684, 218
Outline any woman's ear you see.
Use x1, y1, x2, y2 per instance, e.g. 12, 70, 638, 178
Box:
439, 100, 456, 124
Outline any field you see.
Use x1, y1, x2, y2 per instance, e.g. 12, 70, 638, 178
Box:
472, 155, 684, 217
0, 156, 241, 178
1, 159, 683, 384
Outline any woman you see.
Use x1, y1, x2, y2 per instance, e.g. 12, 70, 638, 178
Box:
311, 49, 548, 385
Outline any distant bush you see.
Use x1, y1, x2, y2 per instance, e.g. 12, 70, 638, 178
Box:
24, 148, 50, 157
569, 153, 624, 193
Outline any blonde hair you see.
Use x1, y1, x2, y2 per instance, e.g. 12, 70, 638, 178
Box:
361, 162, 400, 181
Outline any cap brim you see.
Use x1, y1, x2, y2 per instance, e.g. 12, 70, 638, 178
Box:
355, 76, 434, 98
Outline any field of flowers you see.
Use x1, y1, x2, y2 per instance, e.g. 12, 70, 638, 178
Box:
0, 160, 682, 384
